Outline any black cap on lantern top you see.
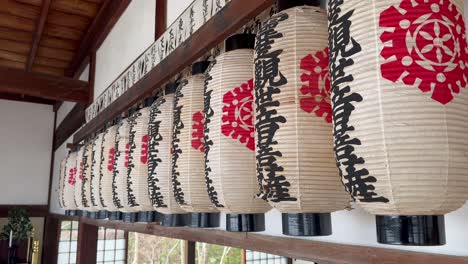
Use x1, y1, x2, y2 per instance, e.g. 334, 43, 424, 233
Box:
277, 0, 320, 12
161, 213, 190, 227
282, 213, 332, 236
376, 215, 446, 246
225, 33, 256, 52
108, 211, 122, 221
188, 213, 220, 228
226, 214, 265, 232
165, 82, 178, 95
122, 212, 138, 223
136, 211, 157, 223
192, 61, 211, 75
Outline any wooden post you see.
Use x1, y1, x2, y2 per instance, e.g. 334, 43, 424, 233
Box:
41, 217, 60, 264
76, 222, 98, 264
184, 241, 196, 264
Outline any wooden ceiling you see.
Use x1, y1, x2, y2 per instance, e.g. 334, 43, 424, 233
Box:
0, 0, 106, 76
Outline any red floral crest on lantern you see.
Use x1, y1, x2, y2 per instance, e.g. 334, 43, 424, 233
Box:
300, 48, 332, 123
191, 111, 205, 153
68, 167, 77, 185
107, 148, 115, 171
140, 135, 148, 164
222, 79, 255, 151
380, 0, 468, 104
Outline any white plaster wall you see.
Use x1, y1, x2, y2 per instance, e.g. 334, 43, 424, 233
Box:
167, 0, 193, 27
0, 100, 53, 204
94, 0, 156, 100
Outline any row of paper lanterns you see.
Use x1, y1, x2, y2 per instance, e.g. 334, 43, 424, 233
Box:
58, 0, 468, 246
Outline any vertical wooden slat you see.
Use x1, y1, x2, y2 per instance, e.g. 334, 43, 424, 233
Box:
41, 217, 60, 264
76, 222, 98, 264
184, 241, 196, 264
155, 0, 167, 40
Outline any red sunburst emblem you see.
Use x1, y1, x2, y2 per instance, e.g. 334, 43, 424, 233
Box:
191, 111, 205, 153
141, 135, 148, 164
68, 167, 77, 185
222, 79, 255, 151
380, 0, 468, 104
300, 47, 332, 123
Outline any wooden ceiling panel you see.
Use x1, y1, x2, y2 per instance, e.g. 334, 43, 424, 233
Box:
0, 0, 41, 20
51, 0, 100, 17
36, 46, 73, 61
32, 65, 64, 75
47, 10, 92, 30
40, 36, 77, 51
44, 23, 83, 40
34, 56, 69, 68
0, 39, 30, 54
0, 59, 26, 69
0, 13, 35, 31
0, 27, 32, 43
0, 50, 27, 63
13, 0, 42, 6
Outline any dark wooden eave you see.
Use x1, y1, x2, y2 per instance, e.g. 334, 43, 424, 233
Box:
66, 0, 131, 77
0, 67, 89, 103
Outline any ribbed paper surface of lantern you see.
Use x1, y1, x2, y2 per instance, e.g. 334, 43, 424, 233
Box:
58, 158, 67, 209
100, 125, 120, 213
74, 147, 85, 210
81, 142, 96, 212
254, 6, 349, 215
204, 42, 271, 216
148, 94, 187, 216
127, 108, 154, 212
113, 118, 138, 217
172, 73, 219, 214
90, 133, 105, 211
64, 152, 78, 210
328, 0, 468, 245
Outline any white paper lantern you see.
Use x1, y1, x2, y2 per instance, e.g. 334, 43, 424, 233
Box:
58, 158, 67, 210
64, 152, 78, 215
74, 147, 85, 212
113, 118, 139, 222
127, 107, 158, 222
81, 142, 99, 218
90, 133, 108, 219
100, 125, 122, 220
172, 63, 220, 228
254, 1, 350, 236
204, 34, 271, 232
328, 0, 468, 245
148, 85, 190, 227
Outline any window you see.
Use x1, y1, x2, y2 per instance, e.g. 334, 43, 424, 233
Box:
57, 221, 79, 264
195, 243, 242, 264
127, 233, 185, 264
97, 227, 127, 264
246, 250, 288, 264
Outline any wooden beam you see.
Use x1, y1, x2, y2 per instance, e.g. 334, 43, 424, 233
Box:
0, 92, 54, 105
54, 104, 86, 150
76, 222, 98, 264
26, 0, 52, 71
155, 0, 167, 40
66, 0, 131, 77
48, 214, 468, 264
74, 0, 276, 144
0, 205, 48, 217
0, 67, 89, 102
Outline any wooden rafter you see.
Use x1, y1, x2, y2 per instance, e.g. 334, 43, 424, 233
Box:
0, 67, 89, 102
66, 0, 131, 77
26, 0, 52, 71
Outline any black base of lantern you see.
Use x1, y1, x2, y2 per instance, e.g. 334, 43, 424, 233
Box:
376, 215, 446, 246
282, 213, 332, 236
86, 211, 98, 219
226, 214, 265, 232
75, 210, 84, 217
188, 213, 220, 228
96, 210, 109, 219
108, 212, 122, 221
122, 213, 138, 223
161, 214, 189, 227
136, 211, 157, 222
